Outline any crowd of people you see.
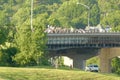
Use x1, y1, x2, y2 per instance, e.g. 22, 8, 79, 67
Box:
44, 25, 111, 34
45, 25, 85, 34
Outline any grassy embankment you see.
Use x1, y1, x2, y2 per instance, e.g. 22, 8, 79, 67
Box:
0, 67, 119, 80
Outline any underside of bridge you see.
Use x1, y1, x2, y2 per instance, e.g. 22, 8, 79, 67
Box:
48, 47, 120, 73
48, 48, 99, 70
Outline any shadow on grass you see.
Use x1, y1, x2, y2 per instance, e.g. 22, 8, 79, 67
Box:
25, 66, 82, 71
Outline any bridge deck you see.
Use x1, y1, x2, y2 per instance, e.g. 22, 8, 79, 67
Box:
47, 33, 120, 50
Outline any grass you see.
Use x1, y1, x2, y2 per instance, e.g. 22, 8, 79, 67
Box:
0, 67, 119, 80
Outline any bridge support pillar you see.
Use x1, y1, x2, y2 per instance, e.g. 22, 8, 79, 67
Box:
73, 56, 86, 70
99, 48, 111, 73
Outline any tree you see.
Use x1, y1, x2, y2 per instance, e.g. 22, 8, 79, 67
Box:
101, 10, 120, 30
0, 10, 10, 44
48, 17, 61, 27
86, 56, 99, 66
48, 0, 100, 28
33, 0, 61, 5
0, 47, 17, 66
13, 13, 48, 66
90, 4, 100, 26
112, 57, 120, 75
0, 26, 9, 44
98, 0, 120, 24
12, 7, 30, 26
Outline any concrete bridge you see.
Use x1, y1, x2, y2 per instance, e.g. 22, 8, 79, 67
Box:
46, 32, 120, 73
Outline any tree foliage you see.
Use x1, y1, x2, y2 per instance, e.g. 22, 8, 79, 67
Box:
101, 11, 120, 31
112, 57, 120, 75
13, 13, 48, 66
48, 0, 100, 28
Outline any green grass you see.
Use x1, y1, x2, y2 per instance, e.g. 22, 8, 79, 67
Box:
0, 67, 119, 80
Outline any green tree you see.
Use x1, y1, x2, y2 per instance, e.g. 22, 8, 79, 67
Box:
90, 4, 100, 26
86, 56, 99, 66
0, 47, 17, 66
98, 0, 120, 24
48, 17, 61, 27
13, 13, 48, 66
12, 7, 30, 26
34, 0, 61, 5
101, 10, 120, 30
0, 26, 9, 44
112, 57, 120, 75
49, 0, 100, 28
0, 10, 9, 44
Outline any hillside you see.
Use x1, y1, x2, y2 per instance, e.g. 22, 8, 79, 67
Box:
0, 67, 119, 80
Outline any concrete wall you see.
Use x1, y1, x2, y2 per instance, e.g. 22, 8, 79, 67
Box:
99, 48, 120, 73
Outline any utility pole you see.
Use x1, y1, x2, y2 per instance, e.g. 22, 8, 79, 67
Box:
31, 0, 34, 32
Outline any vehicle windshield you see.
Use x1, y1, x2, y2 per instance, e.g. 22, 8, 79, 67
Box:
94, 65, 98, 67
87, 65, 98, 67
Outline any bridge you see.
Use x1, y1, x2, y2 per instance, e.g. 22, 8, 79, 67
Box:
46, 32, 120, 73
47, 32, 120, 50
